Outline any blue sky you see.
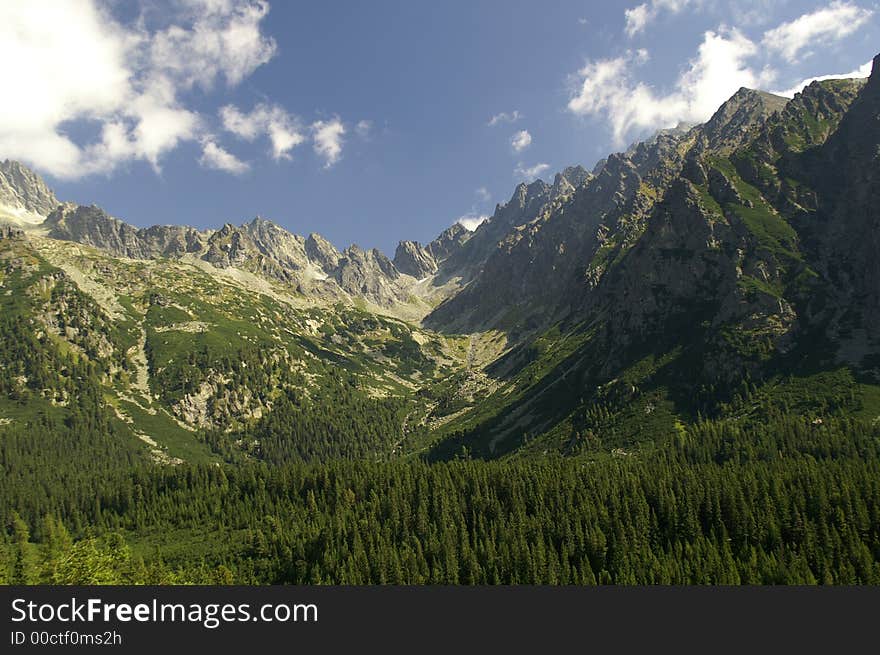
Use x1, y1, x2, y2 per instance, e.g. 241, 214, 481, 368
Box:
0, 1, 877, 254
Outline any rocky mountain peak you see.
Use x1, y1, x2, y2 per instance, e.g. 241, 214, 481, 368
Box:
45, 203, 148, 259
245, 215, 274, 231
561, 164, 590, 184
332, 243, 407, 307
0, 160, 59, 225
242, 217, 311, 270
305, 233, 342, 271
699, 87, 789, 151
865, 51, 880, 93
426, 222, 470, 260
393, 240, 437, 278
551, 165, 592, 200
551, 173, 574, 197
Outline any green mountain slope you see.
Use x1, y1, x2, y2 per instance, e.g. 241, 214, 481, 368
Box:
0, 230, 474, 466
2, 57, 880, 586
424, 68, 880, 460
2, 64, 880, 468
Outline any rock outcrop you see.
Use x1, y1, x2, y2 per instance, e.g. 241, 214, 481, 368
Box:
0, 159, 59, 225
393, 240, 437, 278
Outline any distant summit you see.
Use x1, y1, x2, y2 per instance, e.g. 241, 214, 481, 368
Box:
0, 159, 59, 226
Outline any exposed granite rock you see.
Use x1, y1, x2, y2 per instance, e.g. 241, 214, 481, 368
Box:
393, 240, 437, 278
0, 225, 25, 240
697, 88, 789, 152
334, 245, 406, 307
46, 204, 155, 259
426, 223, 470, 261
305, 233, 342, 271
0, 159, 59, 225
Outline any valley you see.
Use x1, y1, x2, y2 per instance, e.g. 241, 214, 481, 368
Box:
2, 55, 880, 585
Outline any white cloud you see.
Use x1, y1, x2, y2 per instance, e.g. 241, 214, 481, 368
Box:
772, 60, 873, 98
511, 129, 532, 152
625, 0, 694, 38
624, 4, 652, 37
488, 110, 522, 126
220, 103, 305, 160
574, 1, 875, 146
515, 162, 550, 181
475, 187, 491, 202
355, 120, 373, 139
568, 30, 775, 147
199, 139, 249, 174
762, 1, 873, 63
457, 214, 489, 231
0, 0, 278, 179
311, 118, 346, 168
148, 0, 277, 90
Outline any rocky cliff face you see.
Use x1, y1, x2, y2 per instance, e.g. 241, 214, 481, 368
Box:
41, 201, 413, 307
587, 72, 874, 389
393, 240, 437, 278
795, 58, 880, 371
565, 78, 871, 387
45, 204, 160, 258
243, 217, 311, 270
424, 85, 816, 344
333, 245, 406, 306
305, 233, 342, 271
391, 218, 477, 280
696, 88, 789, 152
426, 223, 470, 261
423, 165, 593, 332
425, 138, 676, 334
0, 159, 59, 225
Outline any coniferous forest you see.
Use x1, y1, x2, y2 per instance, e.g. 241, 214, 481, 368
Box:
2, 379, 879, 584
2, 264, 878, 585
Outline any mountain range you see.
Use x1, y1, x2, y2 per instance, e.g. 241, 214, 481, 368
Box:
2, 53, 879, 465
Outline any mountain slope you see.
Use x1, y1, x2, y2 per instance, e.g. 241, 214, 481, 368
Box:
1, 57, 879, 468
0, 228, 474, 464
424, 61, 880, 459
425, 89, 791, 338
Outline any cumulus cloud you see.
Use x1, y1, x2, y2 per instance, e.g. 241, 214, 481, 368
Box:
568, 31, 775, 147
457, 214, 489, 231
475, 187, 491, 202
220, 103, 304, 160
311, 118, 346, 168
762, 1, 873, 63
488, 110, 522, 126
772, 60, 873, 98
148, 0, 277, 89
199, 139, 249, 174
0, 0, 278, 179
511, 130, 532, 152
514, 162, 550, 181
625, 0, 694, 38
